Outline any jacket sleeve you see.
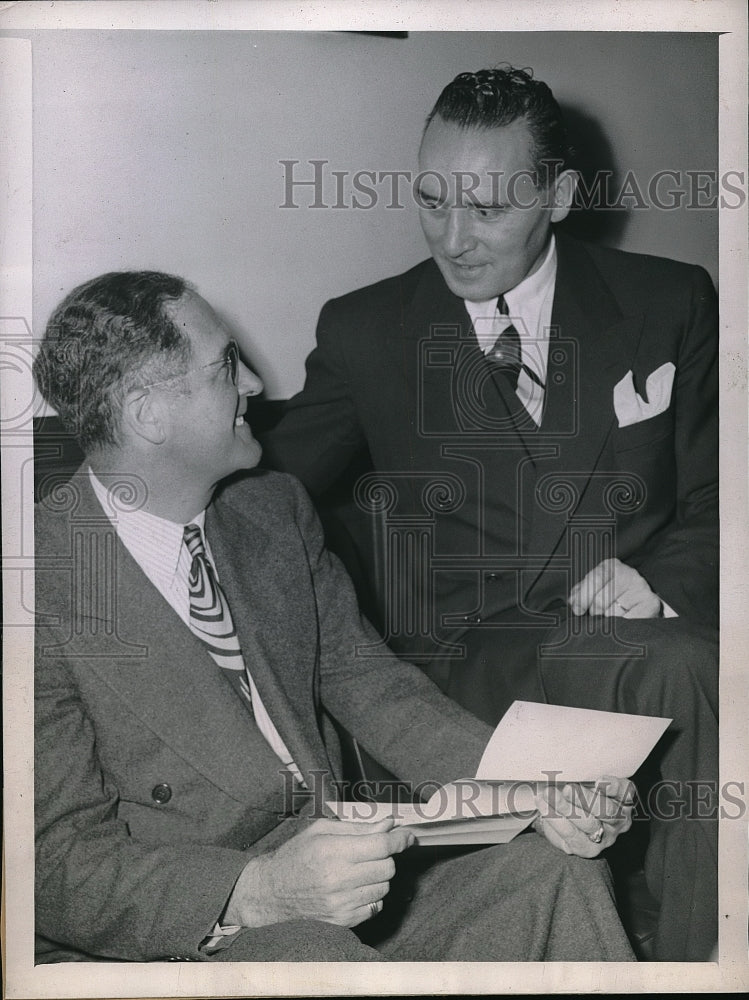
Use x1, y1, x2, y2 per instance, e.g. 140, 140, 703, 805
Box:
261, 298, 368, 497
626, 266, 718, 623
34, 635, 250, 962
285, 474, 493, 789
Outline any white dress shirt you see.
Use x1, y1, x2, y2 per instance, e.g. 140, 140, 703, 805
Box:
88, 468, 304, 779
465, 233, 557, 426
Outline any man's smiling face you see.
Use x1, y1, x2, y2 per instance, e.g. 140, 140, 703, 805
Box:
160, 291, 263, 489
417, 116, 572, 302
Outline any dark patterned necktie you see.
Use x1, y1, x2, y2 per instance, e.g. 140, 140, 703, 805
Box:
486, 294, 523, 390
184, 523, 254, 713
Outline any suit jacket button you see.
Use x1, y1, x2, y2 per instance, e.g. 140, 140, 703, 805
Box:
486, 573, 499, 582
151, 783, 172, 804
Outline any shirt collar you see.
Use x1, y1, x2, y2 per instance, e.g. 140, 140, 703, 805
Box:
88, 466, 206, 590
464, 232, 557, 339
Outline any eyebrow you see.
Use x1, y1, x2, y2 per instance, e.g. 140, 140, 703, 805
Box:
465, 196, 505, 209
416, 186, 505, 209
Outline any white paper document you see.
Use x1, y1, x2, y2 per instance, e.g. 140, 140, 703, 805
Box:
328, 780, 539, 846
327, 701, 671, 846
476, 700, 671, 782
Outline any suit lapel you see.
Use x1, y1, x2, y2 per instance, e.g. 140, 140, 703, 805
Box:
405, 264, 537, 456
403, 263, 473, 436
524, 233, 648, 592
206, 489, 341, 793
67, 473, 324, 805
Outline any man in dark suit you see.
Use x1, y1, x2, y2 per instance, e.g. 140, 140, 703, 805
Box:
33, 270, 637, 964
262, 68, 718, 961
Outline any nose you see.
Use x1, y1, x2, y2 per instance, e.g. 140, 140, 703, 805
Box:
443, 208, 477, 257
238, 361, 263, 397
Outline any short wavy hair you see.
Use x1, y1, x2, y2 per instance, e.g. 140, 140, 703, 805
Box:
34, 270, 192, 454
424, 66, 571, 184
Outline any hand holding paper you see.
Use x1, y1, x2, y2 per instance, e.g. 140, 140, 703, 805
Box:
328, 702, 669, 855
475, 702, 660, 857
533, 775, 636, 858
224, 817, 415, 929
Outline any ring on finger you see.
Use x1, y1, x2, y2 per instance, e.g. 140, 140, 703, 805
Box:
587, 822, 605, 844
367, 900, 382, 919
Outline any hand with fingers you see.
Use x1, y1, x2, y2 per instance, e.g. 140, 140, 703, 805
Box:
569, 557, 663, 619
223, 817, 415, 928
532, 775, 636, 858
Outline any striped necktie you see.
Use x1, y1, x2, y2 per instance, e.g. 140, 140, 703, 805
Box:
184, 523, 254, 713
486, 294, 523, 390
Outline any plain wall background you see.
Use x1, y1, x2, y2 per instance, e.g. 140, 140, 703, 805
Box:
8, 29, 718, 398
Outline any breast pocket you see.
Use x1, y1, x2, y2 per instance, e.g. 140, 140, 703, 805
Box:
613, 406, 674, 454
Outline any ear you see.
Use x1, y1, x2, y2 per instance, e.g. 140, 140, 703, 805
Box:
121, 387, 167, 446
549, 169, 579, 224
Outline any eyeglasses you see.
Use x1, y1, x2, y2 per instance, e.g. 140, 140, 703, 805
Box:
142, 340, 239, 390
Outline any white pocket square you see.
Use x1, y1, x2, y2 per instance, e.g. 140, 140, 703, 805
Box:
613, 362, 676, 428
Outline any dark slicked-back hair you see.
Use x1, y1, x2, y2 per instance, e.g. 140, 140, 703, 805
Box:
34, 270, 192, 454
424, 66, 571, 184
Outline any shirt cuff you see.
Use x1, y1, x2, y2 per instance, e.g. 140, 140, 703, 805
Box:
660, 599, 678, 618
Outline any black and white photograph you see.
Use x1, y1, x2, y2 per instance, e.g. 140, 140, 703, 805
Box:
1, 1, 747, 996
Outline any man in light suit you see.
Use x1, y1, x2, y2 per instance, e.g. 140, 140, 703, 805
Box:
262, 68, 718, 960
33, 270, 637, 964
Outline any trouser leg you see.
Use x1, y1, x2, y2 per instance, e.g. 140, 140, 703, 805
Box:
366, 833, 635, 962
206, 837, 635, 962
433, 612, 717, 961
207, 918, 385, 961
537, 617, 718, 961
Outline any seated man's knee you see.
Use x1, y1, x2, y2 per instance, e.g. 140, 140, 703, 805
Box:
214, 919, 383, 962
631, 622, 717, 706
